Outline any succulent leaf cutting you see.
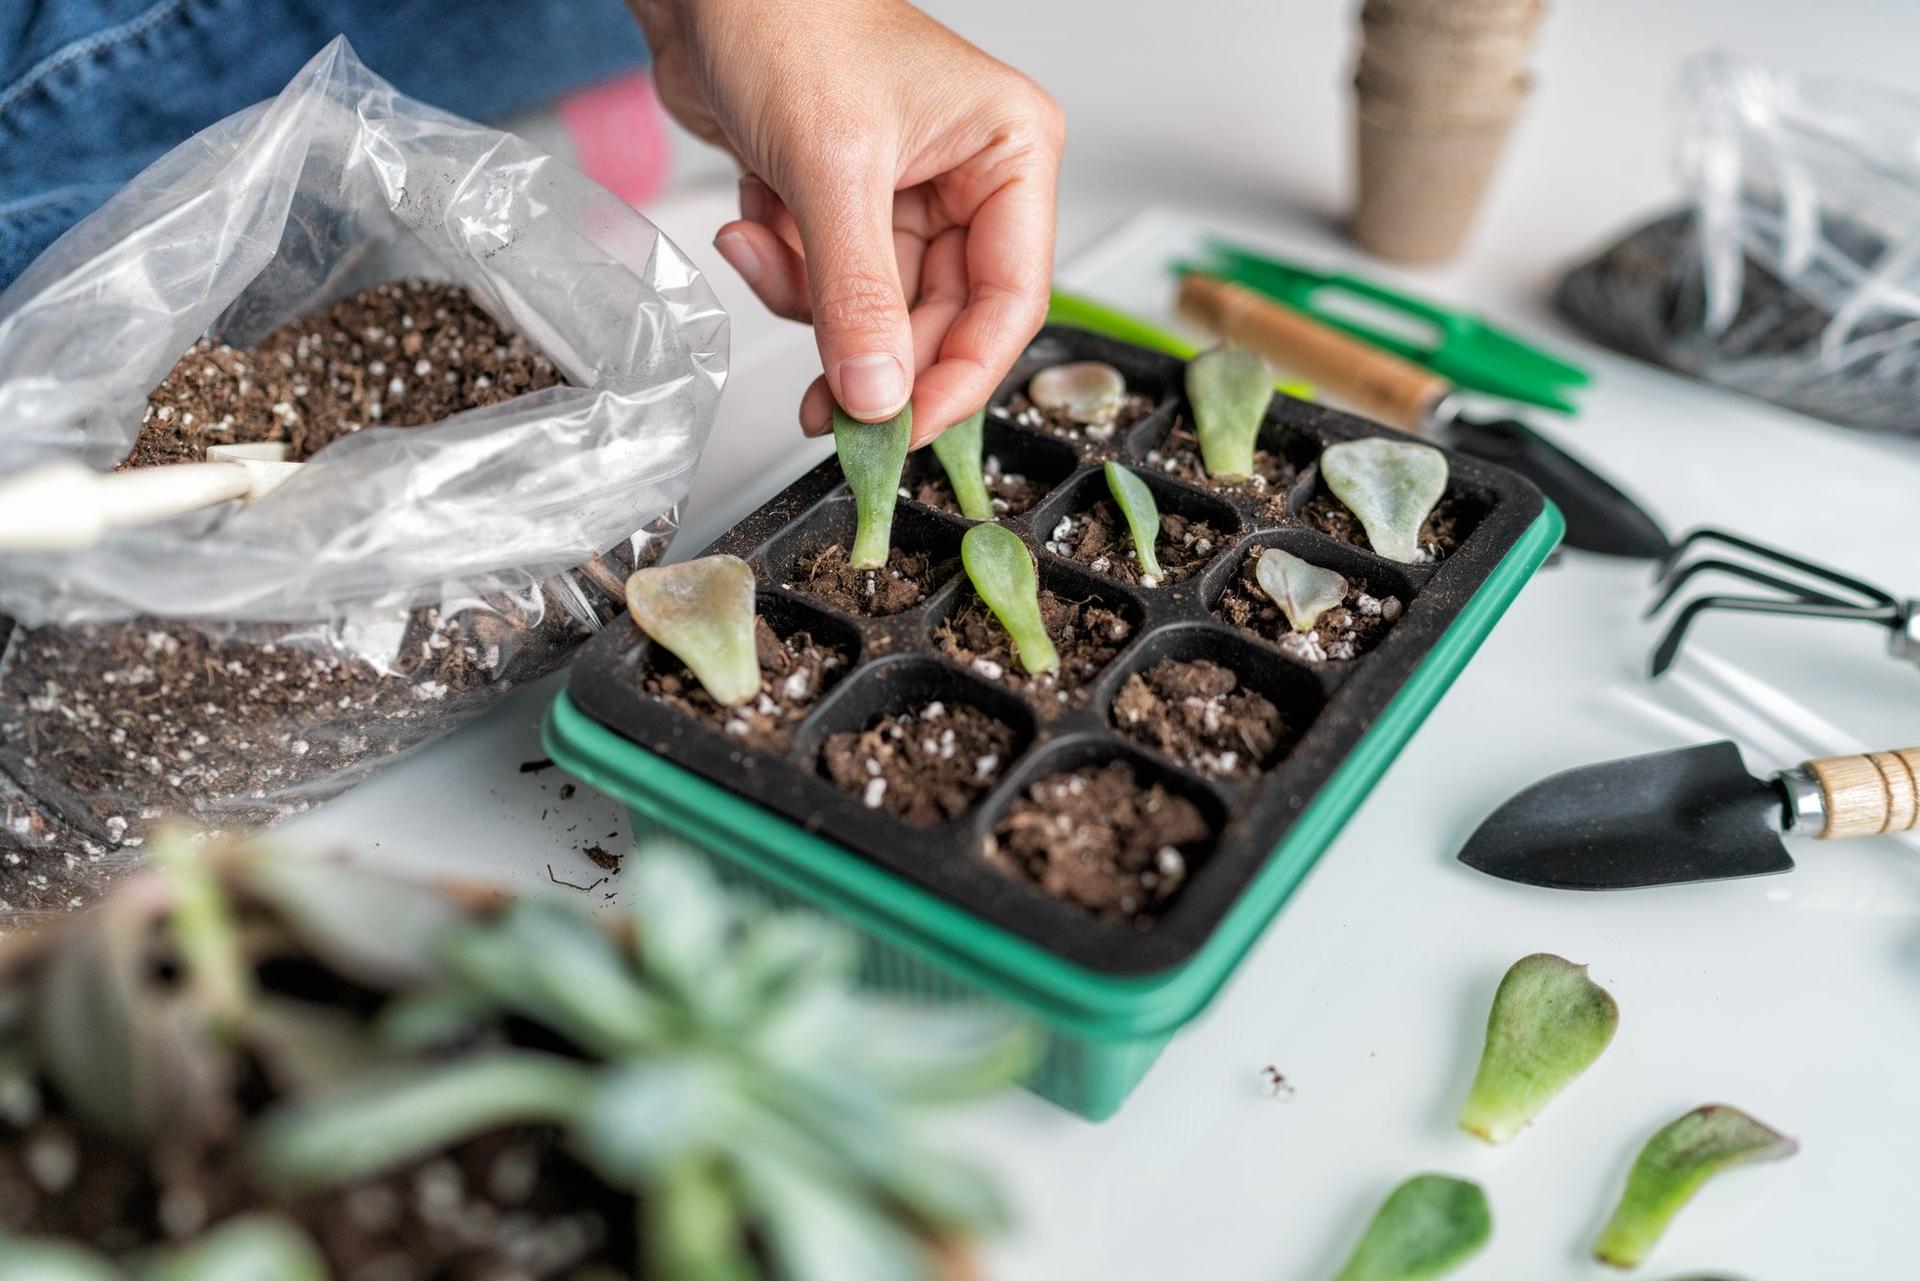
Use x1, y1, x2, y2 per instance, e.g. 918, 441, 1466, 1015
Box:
1331, 1173, 1492, 1281
1319, 438, 1449, 563
1028, 361, 1126, 426
959, 523, 1059, 676
1593, 1105, 1797, 1269
1102, 462, 1164, 581
930, 409, 995, 521
1459, 953, 1619, 1145
833, 403, 914, 569
1186, 346, 1274, 481
1255, 547, 1349, 633
625, 555, 761, 708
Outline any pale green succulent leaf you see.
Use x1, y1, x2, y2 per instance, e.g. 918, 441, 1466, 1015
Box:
1187, 346, 1273, 481
834, 405, 914, 568
1333, 1174, 1492, 1281
734, 1145, 944, 1281
815, 1000, 1035, 1104
1459, 953, 1618, 1144
960, 523, 1058, 675
1319, 438, 1449, 563
1255, 547, 1348, 633
648, 1158, 758, 1281
242, 995, 383, 1099
1103, 462, 1164, 580
135, 1215, 328, 1281
0, 1236, 121, 1281
930, 409, 993, 520
1029, 361, 1125, 426
1594, 1105, 1797, 1269
627, 843, 738, 1016
574, 1058, 737, 1185
248, 856, 466, 990
625, 555, 761, 708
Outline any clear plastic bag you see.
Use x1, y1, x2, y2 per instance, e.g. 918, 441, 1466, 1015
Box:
1554, 54, 1920, 434
0, 39, 728, 918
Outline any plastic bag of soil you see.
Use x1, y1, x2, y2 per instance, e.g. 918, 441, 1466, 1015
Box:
0, 39, 727, 919
1554, 54, 1920, 435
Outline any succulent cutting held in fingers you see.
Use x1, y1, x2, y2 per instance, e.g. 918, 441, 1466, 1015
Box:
1319, 438, 1449, 564
1186, 345, 1273, 482
1029, 361, 1127, 426
625, 555, 761, 708
1255, 547, 1348, 633
1458, 953, 1618, 1145
833, 403, 914, 569
961, 522, 1059, 676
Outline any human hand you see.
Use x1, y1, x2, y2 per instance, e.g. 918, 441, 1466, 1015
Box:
630, 0, 1064, 444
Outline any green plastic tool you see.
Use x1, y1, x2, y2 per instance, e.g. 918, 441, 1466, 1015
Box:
1180, 241, 1591, 415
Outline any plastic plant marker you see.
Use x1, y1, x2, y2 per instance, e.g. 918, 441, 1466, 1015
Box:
1102, 461, 1164, 581
833, 404, 913, 568
1255, 547, 1348, 633
1186, 345, 1274, 481
960, 523, 1059, 676
1458, 954, 1618, 1144
625, 556, 761, 708
1332, 1174, 1492, 1281
1594, 1106, 1797, 1269
1320, 438, 1449, 563
1029, 361, 1126, 425
931, 408, 994, 520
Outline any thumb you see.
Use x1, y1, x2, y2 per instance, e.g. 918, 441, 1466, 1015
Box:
786, 174, 914, 423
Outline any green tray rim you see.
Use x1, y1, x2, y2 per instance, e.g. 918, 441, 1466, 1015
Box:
545, 503, 1564, 1041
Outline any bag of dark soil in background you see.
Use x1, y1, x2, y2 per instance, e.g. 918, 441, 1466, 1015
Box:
1555, 55, 1920, 435
0, 40, 727, 920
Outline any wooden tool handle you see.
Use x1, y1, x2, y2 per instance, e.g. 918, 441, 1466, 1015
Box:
1805, 748, 1920, 839
1177, 274, 1449, 431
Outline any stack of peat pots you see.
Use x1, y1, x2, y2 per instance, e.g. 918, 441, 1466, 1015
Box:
1351, 0, 1545, 264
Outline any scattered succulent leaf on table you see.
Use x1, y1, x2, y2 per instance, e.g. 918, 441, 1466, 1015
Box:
961, 523, 1059, 675
1102, 461, 1164, 581
833, 403, 914, 568
1332, 1173, 1492, 1281
625, 555, 761, 708
1319, 438, 1449, 563
1594, 1105, 1797, 1269
1186, 345, 1273, 481
1459, 953, 1618, 1144
1255, 547, 1348, 633
930, 408, 994, 520
1029, 361, 1126, 425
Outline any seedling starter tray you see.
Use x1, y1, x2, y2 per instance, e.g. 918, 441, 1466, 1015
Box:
547, 326, 1561, 1119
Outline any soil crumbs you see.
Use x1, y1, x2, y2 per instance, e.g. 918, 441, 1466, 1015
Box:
823, 700, 1017, 826
1294, 490, 1474, 563
641, 617, 845, 752
992, 388, 1156, 449
1112, 659, 1286, 779
987, 760, 1213, 928
1144, 419, 1299, 499
1216, 551, 1402, 663
934, 588, 1132, 707
911, 453, 1047, 519
1043, 500, 1224, 587
788, 544, 951, 617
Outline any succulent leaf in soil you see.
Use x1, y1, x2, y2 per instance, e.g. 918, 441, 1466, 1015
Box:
625, 555, 762, 708
1185, 346, 1273, 481
834, 404, 914, 568
1028, 362, 1126, 426
1255, 547, 1348, 633
0, 1214, 327, 1281
1331, 1174, 1492, 1281
1102, 462, 1164, 581
930, 409, 994, 521
1319, 438, 1448, 563
1593, 1105, 1796, 1269
1459, 953, 1618, 1145
959, 523, 1059, 676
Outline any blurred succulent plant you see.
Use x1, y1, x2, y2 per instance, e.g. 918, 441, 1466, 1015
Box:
834, 404, 914, 569
255, 837, 1033, 1281
1186, 346, 1273, 481
930, 409, 994, 521
0, 1215, 327, 1281
1319, 439, 1448, 564
959, 522, 1059, 676
1102, 462, 1163, 582
626, 556, 763, 707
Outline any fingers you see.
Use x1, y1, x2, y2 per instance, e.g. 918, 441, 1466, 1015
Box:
713, 219, 812, 321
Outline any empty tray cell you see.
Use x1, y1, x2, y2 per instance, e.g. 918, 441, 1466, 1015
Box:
813, 656, 1034, 827
1108, 623, 1325, 780
621, 592, 859, 754
1292, 461, 1492, 564
767, 498, 963, 618
984, 738, 1223, 930
1133, 396, 1320, 503
904, 419, 1079, 520
1211, 532, 1416, 665
932, 559, 1142, 709
1034, 466, 1240, 588
992, 329, 1174, 449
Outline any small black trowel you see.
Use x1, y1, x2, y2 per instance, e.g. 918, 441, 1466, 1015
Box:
1459, 740, 1920, 890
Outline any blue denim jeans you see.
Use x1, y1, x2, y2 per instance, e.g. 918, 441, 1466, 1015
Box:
0, 0, 649, 289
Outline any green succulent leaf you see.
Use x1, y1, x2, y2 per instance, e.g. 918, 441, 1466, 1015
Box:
1594, 1105, 1797, 1269
1186, 346, 1273, 481
1333, 1174, 1492, 1281
627, 841, 737, 1015
834, 404, 914, 569
135, 1216, 328, 1281
1029, 361, 1125, 426
1459, 953, 1618, 1145
820, 1000, 1035, 1104
248, 856, 467, 989
1319, 438, 1449, 564
649, 1156, 757, 1281
157, 840, 250, 1033
929, 409, 993, 521
576, 1059, 738, 1186
0, 1236, 121, 1281
1102, 462, 1164, 580
735, 1148, 941, 1281
625, 555, 761, 708
960, 522, 1058, 675
1255, 547, 1348, 633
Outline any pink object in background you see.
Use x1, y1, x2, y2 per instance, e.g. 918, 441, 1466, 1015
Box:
547, 72, 674, 208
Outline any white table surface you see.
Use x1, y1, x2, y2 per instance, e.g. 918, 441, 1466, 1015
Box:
288, 2, 1920, 1275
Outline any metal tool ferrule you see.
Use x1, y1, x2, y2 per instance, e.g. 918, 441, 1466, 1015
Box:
1777, 766, 1828, 834
1892, 601, 1920, 666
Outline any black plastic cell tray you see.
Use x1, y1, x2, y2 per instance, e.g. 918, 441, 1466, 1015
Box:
568, 327, 1545, 976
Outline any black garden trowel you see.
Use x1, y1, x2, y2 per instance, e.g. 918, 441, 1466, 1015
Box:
1459, 739, 1920, 890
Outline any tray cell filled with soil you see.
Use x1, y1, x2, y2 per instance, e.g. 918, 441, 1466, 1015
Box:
903, 419, 1079, 521
765, 500, 963, 619
1210, 531, 1417, 667
811, 657, 1033, 828
987, 329, 1177, 452
1107, 623, 1325, 780
931, 560, 1142, 709
1284, 466, 1493, 564
1130, 408, 1320, 504
1032, 467, 1240, 589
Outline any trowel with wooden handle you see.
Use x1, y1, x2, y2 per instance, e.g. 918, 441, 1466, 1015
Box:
0, 443, 302, 552
1458, 740, 1920, 890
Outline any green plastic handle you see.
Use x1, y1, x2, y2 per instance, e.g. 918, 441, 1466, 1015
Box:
1045, 291, 1314, 399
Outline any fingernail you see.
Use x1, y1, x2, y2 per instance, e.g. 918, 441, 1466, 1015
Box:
738, 175, 771, 223
835, 354, 908, 420
714, 231, 762, 284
